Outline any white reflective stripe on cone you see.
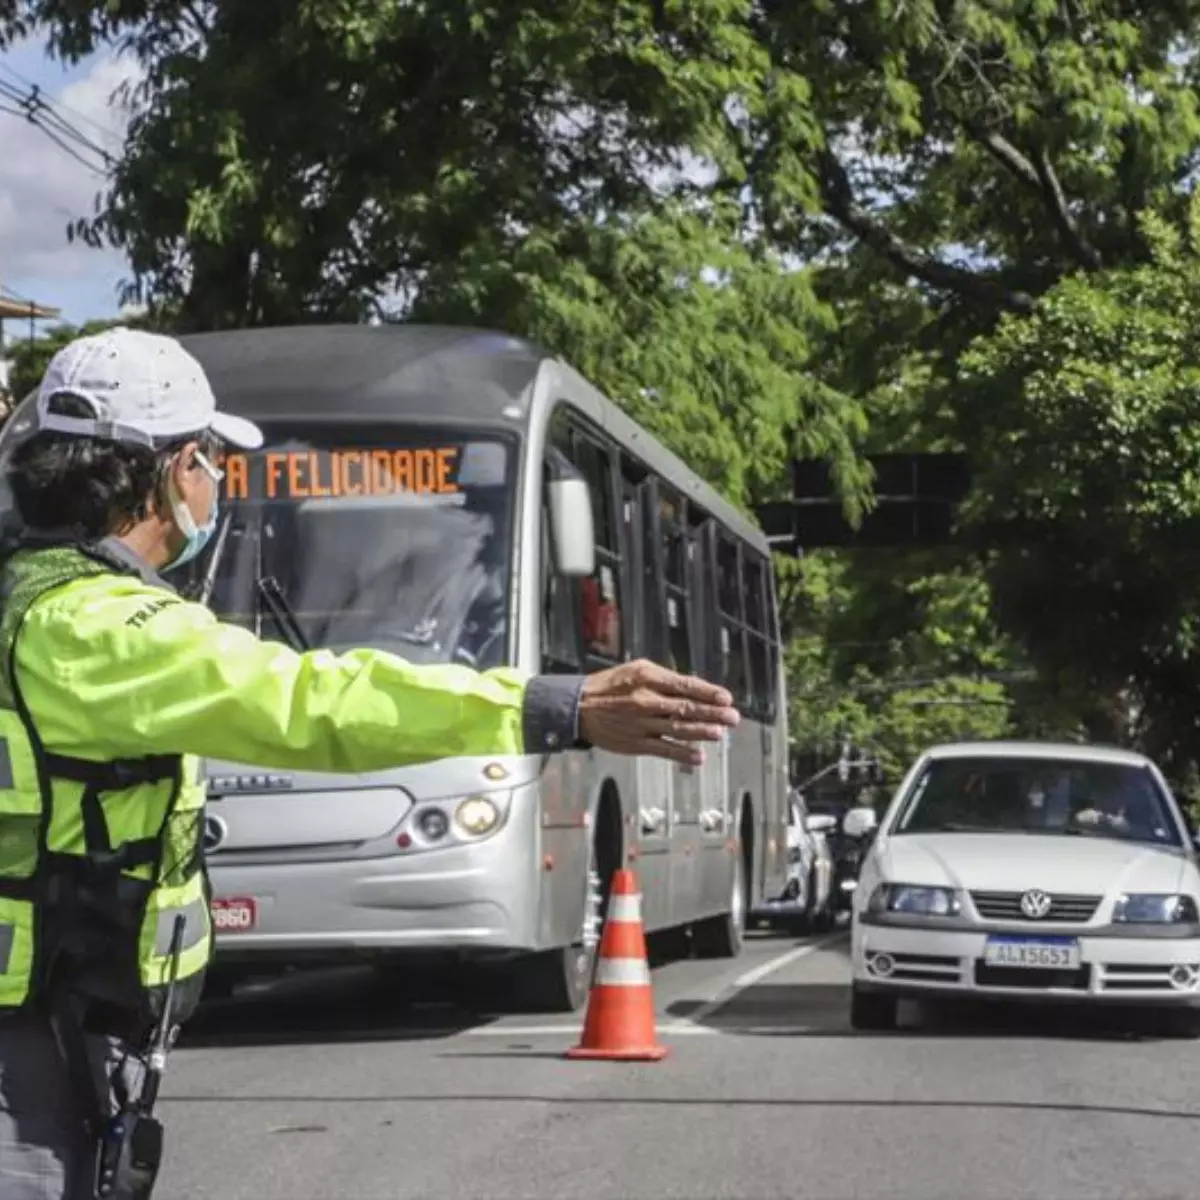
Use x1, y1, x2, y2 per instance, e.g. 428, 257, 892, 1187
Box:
607, 894, 642, 922
594, 956, 652, 987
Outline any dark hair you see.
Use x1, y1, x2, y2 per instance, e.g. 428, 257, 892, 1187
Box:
8, 394, 206, 539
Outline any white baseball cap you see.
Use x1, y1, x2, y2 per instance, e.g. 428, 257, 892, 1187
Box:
34, 326, 263, 450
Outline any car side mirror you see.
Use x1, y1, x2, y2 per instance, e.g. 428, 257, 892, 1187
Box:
843, 806, 879, 840
804, 813, 837, 834
547, 478, 596, 578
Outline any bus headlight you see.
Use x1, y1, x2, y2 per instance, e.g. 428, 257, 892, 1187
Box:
416, 807, 450, 841
455, 795, 500, 837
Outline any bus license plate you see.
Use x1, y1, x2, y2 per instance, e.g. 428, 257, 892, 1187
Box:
984, 936, 1080, 969
211, 897, 258, 933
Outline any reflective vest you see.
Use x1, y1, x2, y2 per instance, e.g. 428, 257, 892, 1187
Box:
0, 540, 212, 1039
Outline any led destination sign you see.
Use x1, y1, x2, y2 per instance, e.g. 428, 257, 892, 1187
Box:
216, 445, 468, 502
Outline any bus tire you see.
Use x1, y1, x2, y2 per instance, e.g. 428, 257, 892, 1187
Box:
692, 804, 752, 959
515, 789, 621, 1013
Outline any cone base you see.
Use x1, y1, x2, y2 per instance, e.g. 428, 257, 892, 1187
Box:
564, 1044, 669, 1062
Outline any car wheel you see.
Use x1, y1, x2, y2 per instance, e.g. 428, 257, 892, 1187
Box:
850, 984, 899, 1032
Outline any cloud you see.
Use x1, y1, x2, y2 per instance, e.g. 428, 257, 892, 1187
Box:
0, 49, 141, 301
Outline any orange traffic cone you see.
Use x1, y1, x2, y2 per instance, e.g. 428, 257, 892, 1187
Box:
566, 867, 668, 1062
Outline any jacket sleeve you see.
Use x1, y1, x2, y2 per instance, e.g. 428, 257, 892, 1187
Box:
14, 575, 586, 772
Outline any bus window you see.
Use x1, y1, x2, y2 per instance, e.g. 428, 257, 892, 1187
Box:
542, 497, 583, 673
659, 489, 692, 675
716, 534, 749, 706
573, 434, 623, 662
193, 429, 515, 670
744, 553, 778, 721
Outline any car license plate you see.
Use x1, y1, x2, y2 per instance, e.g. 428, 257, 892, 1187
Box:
984, 936, 1080, 969
211, 896, 257, 933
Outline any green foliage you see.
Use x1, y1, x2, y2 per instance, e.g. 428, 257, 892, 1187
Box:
15, 0, 1200, 785
412, 205, 870, 510
959, 197, 1200, 779
781, 550, 1024, 784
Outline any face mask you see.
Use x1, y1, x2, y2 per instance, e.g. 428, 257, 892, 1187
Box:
163, 450, 221, 573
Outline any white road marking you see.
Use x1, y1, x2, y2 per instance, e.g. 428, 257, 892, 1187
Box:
463, 932, 847, 1040
467, 1022, 715, 1038
680, 931, 847, 1029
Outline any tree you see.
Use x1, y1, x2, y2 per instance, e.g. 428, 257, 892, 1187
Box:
753, 1, 1200, 319
412, 204, 870, 508
958, 199, 1200, 786
780, 549, 1041, 786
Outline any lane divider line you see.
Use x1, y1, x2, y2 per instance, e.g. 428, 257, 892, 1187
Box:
467, 1022, 715, 1038
463, 931, 848, 1040
680, 930, 848, 1029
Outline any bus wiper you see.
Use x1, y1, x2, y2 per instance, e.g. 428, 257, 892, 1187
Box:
256, 576, 311, 653
196, 511, 234, 607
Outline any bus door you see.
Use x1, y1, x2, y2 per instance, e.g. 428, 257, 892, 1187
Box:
628, 476, 673, 930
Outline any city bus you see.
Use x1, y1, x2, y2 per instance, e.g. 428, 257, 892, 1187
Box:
33, 324, 792, 1012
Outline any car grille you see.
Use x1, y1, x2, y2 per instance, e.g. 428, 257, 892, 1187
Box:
970, 891, 1101, 923
974, 962, 1091, 990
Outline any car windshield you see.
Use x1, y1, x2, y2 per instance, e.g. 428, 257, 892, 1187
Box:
894, 755, 1183, 847
176, 424, 516, 669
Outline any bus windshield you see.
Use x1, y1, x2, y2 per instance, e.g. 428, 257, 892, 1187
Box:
178, 425, 516, 669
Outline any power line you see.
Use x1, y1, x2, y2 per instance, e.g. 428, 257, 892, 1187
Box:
0, 60, 123, 149
0, 76, 114, 174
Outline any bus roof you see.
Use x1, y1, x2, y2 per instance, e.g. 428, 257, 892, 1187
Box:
180, 324, 543, 422
180, 323, 770, 554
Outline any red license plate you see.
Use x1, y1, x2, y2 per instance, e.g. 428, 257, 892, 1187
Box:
210, 896, 258, 932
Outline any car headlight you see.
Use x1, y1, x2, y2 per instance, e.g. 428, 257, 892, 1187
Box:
1112, 893, 1200, 924
868, 883, 960, 917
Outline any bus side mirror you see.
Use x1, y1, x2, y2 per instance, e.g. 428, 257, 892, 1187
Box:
548, 477, 596, 578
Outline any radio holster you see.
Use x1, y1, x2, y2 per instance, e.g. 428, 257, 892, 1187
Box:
46, 915, 187, 1200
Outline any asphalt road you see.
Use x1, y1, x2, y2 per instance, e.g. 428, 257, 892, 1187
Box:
156, 928, 1200, 1200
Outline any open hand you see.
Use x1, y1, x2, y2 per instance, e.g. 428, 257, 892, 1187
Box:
578, 659, 740, 765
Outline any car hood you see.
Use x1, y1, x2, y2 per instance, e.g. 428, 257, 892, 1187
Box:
876, 832, 1192, 896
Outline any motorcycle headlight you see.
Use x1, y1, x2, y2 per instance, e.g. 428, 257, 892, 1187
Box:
1112, 893, 1200, 924
868, 883, 960, 917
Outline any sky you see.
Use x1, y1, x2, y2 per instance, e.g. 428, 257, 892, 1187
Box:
0, 34, 140, 334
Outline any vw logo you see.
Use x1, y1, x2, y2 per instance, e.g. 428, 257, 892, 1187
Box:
1020, 889, 1052, 919
203, 814, 228, 853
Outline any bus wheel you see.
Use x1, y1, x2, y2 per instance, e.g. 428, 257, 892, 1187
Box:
693, 822, 750, 959
514, 820, 616, 1013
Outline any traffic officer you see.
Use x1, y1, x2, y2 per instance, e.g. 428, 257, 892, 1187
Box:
0, 327, 740, 1200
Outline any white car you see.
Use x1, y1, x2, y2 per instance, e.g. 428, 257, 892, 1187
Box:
752, 792, 837, 931
848, 741, 1200, 1032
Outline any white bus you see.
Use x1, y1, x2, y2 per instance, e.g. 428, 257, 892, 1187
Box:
175, 325, 790, 1011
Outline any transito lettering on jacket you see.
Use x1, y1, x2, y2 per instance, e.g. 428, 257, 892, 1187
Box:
125, 596, 183, 629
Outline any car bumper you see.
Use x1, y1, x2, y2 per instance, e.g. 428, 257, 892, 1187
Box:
853, 919, 1200, 1006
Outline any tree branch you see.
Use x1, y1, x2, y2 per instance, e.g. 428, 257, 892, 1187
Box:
815, 146, 1035, 314
960, 119, 1102, 271
962, 120, 1040, 188
1031, 146, 1103, 270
